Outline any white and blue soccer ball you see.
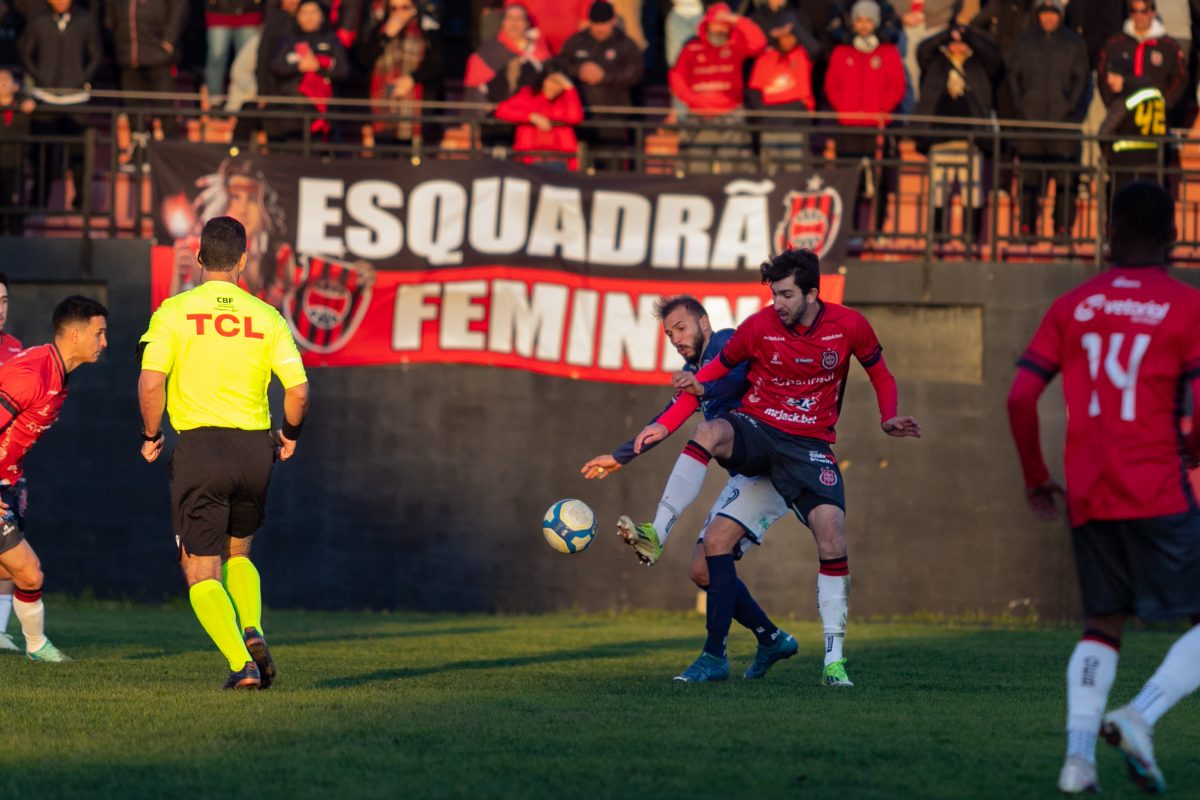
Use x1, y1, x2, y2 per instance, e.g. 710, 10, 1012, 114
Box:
542, 499, 597, 554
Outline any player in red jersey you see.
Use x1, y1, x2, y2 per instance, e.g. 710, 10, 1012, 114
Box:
0, 273, 23, 652
0, 296, 108, 662
628, 249, 922, 684
1007, 182, 1200, 795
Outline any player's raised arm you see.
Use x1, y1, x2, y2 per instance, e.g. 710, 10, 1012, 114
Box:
635, 354, 736, 453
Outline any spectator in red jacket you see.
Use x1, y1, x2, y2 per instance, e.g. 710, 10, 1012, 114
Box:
494, 71, 585, 169
824, 0, 905, 231
747, 10, 815, 172
669, 3, 766, 174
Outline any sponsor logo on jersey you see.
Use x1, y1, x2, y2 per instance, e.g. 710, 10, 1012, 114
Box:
819, 467, 838, 486
809, 450, 833, 463
763, 335, 786, 341
773, 176, 843, 258
821, 349, 839, 369
1111, 277, 1142, 289
786, 397, 817, 411
1073, 293, 1170, 324
763, 407, 818, 424
770, 352, 782, 365
820, 333, 843, 341
796, 357, 813, 363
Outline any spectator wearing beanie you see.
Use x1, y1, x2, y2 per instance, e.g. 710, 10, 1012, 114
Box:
494, 70, 585, 169
1006, 0, 1088, 238
669, 2, 767, 173
826, 0, 901, 45
270, 0, 350, 140
748, 0, 821, 57
825, 0, 905, 230
560, 1, 644, 167
747, 10, 815, 171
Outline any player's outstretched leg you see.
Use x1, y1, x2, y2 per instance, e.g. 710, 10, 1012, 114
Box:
1058, 628, 1119, 794
817, 557, 851, 686
616, 516, 664, 566
223, 555, 275, 689
1103, 622, 1200, 794
0, 577, 18, 652
620, 439, 715, 567
189, 579, 260, 689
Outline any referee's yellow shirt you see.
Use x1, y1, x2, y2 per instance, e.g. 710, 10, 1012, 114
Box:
139, 281, 308, 432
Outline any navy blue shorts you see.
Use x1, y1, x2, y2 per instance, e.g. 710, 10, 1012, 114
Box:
1072, 511, 1200, 622
0, 479, 28, 556
715, 410, 845, 521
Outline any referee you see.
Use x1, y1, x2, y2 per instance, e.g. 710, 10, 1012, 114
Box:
138, 216, 309, 690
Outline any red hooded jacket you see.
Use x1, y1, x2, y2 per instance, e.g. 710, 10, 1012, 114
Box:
824, 41, 906, 126
747, 45, 815, 110
494, 84, 585, 169
669, 4, 767, 116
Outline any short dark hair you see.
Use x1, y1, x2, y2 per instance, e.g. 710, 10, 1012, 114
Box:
53, 295, 107, 334
760, 248, 821, 294
1109, 181, 1174, 257
198, 216, 247, 271
654, 294, 707, 321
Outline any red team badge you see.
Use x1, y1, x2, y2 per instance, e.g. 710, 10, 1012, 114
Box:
821, 349, 839, 369
774, 175, 844, 258
820, 467, 838, 486
283, 253, 376, 355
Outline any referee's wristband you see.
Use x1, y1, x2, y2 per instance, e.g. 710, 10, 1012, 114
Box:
281, 418, 304, 441
141, 430, 163, 443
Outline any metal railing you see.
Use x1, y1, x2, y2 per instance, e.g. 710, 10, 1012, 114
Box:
3, 93, 1198, 267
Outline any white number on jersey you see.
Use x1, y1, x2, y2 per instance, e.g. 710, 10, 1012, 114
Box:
1080, 332, 1152, 421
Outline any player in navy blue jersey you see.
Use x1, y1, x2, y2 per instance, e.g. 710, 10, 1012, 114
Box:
581, 295, 801, 682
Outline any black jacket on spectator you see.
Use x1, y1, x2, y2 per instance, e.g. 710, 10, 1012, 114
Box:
256, 0, 295, 97
969, 0, 1032, 56
1064, 0, 1126, 70
105, 0, 186, 68
914, 25, 1003, 149
0, 101, 30, 171
1097, 21, 1187, 109
18, 7, 102, 88
207, 0, 263, 17
750, 6, 821, 58
1006, 21, 1089, 157
558, 26, 644, 108
270, 26, 351, 97
358, 12, 445, 101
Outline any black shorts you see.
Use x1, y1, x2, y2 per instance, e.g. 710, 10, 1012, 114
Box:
715, 410, 845, 521
1072, 511, 1200, 622
170, 428, 275, 557
0, 478, 27, 556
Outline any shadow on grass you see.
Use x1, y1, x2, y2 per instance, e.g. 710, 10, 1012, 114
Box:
315, 635, 699, 689
120, 625, 513, 661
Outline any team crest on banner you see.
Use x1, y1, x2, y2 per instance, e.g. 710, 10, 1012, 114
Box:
283, 254, 376, 354
774, 175, 844, 258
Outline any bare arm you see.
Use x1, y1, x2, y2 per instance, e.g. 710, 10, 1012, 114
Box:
277, 381, 310, 461
138, 369, 167, 463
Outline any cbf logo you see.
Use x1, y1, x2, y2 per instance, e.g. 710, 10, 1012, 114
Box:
774, 175, 843, 258
283, 253, 376, 354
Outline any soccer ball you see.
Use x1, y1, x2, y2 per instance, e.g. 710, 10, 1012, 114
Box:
542, 499, 597, 554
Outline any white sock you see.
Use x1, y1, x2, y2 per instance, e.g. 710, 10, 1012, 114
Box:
651, 443, 711, 546
14, 593, 46, 653
0, 590, 12, 633
1130, 623, 1200, 728
817, 572, 849, 666
1066, 639, 1119, 763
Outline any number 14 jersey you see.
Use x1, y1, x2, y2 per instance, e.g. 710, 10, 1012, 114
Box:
1019, 267, 1200, 525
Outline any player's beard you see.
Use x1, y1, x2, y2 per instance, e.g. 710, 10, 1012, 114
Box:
677, 331, 705, 364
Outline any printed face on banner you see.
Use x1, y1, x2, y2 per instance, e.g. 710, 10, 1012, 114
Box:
149, 146, 851, 381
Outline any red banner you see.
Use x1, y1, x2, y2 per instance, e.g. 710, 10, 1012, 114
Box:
151, 247, 843, 383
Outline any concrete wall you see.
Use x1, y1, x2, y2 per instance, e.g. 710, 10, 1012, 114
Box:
3, 238, 1196, 620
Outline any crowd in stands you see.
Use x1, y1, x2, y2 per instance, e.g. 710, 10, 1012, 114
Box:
0, 0, 1199, 237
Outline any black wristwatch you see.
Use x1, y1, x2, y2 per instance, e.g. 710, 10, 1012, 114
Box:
141, 430, 164, 443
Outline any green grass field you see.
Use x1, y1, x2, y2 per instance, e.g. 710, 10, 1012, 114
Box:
4, 604, 1199, 799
